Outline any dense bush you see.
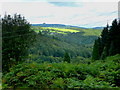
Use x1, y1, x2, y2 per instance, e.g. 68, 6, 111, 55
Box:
2, 54, 120, 89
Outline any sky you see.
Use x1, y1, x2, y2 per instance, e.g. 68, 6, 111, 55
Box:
0, 0, 119, 28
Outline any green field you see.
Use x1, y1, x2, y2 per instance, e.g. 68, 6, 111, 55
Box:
31, 26, 102, 36
79, 28, 102, 36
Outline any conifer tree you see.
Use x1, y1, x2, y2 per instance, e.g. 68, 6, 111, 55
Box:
101, 25, 109, 47
92, 19, 120, 60
100, 24, 109, 59
63, 52, 70, 63
109, 19, 119, 56
117, 19, 120, 53
101, 46, 108, 59
92, 38, 101, 60
109, 41, 116, 56
2, 14, 36, 72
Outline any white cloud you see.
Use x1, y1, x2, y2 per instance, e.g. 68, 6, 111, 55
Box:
1, 2, 118, 27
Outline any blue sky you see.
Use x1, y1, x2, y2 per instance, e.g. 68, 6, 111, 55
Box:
1, 1, 118, 28
49, 2, 83, 7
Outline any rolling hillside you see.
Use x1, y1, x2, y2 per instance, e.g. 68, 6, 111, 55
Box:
31, 25, 102, 45
28, 34, 92, 63
31, 25, 102, 36
29, 25, 102, 63
2, 13, 120, 89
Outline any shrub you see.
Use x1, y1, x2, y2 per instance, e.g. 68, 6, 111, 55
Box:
2, 54, 120, 89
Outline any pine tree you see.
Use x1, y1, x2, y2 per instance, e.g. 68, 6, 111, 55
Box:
2, 14, 36, 72
109, 19, 118, 41
109, 41, 116, 56
109, 19, 119, 56
101, 24, 109, 47
92, 19, 120, 60
63, 52, 70, 63
92, 38, 101, 60
100, 24, 109, 59
101, 46, 108, 59
117, 19, 120, 53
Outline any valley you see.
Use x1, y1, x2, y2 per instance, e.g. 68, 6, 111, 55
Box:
2, 14, 120, 89
28, 24, 102, 63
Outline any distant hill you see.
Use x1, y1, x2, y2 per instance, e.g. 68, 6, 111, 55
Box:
92, 27, 104, 29
31, 24, 87, 29
31, 24, 104, 30
30, 24, 102, 60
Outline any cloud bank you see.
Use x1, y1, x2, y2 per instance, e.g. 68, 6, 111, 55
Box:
1, 2, 118, 27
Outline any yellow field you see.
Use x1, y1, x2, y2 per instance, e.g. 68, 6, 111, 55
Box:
43, 27, 80, 33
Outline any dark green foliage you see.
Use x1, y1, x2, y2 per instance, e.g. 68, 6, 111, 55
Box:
2, 14, 36, 73
92, 19, 120, 60
2, 54, 120, 88
53, 31, 98, 45
101, 25, 109, 53
28, 33, 92, 63
92, 38, 101, 60
30, 25, 101, 61
64, 52, 70, 63
101, 46, 108, 60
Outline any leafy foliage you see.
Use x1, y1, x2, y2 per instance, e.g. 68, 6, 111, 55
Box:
28, 32, 92, 63
2, 54, 120, 89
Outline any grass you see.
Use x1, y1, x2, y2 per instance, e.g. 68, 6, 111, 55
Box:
80, 28, 102, 36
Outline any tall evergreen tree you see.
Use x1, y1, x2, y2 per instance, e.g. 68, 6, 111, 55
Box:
109, 19, 118, 41
100, 24, 109, 59
117, 19, 120, 53
92, 19, 120, 60
101, 24, 109, 46
109, 41, 116, 56
109, 19, 119, 56
2, 14, 36, 72
92, 38, 101, 60
63, 52, 70, 63
101, 46, 108, 59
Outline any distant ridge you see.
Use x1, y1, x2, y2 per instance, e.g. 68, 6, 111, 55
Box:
31, 24, 103, 29
31, 24, 88, 29
92, 27, 104, 29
